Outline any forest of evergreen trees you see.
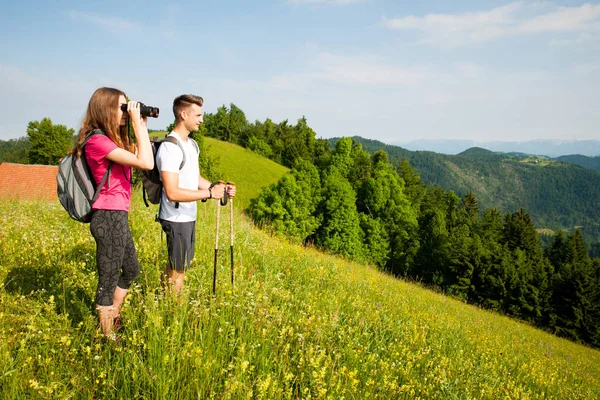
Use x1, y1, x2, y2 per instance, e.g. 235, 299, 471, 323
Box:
199, 104, 600, 348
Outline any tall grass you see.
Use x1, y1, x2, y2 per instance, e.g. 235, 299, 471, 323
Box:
1, 196, 599, 399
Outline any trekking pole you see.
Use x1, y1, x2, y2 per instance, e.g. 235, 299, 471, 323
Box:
227, 182, 235, 286
211, 180, 225, 296
212, 200, 220, 296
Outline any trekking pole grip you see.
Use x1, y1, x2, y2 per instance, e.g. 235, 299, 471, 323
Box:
202, 180, 225, 204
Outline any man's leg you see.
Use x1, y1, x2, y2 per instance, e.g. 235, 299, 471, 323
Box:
164, 265, 186, 294
159, 219, 195, 295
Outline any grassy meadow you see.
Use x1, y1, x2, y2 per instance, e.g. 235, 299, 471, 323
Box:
203, 136, 289, 211
1, 194, 599, 399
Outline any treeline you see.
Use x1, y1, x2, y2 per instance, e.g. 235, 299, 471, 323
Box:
199, 104, 600, 348
0, 137, 30, 164
0, 118, 74, 165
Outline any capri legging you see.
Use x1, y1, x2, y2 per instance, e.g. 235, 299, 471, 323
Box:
90, 210, 140, 306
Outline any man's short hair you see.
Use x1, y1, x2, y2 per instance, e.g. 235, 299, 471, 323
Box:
173, 94, 204, 122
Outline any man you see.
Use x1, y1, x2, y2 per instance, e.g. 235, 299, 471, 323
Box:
156, 94, 236, 293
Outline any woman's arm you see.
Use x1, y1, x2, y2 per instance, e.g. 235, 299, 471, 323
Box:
105, 101, 154, 170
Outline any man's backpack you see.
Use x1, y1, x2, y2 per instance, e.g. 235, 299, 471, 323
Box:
141, 135, 199, 207
56, 130, 112, 223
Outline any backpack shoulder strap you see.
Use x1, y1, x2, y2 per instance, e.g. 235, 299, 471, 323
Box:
81, 129, 113, 193
162, 136, 186, 170
189, 138, 199, 154
81, 129, 106, 147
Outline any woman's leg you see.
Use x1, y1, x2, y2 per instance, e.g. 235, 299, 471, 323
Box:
97, 305, 116, 334
114, 215, 140, 318
112, 287, 129, 318
91, 210, 131, 336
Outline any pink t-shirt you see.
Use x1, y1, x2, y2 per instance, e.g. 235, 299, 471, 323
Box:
85, 134, 132, 212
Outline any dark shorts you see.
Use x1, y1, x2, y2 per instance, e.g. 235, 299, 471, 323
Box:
90, 210, 140, 306
159, 219, 196, 271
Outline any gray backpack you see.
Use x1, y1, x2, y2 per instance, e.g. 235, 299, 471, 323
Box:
56, 130, 112, 223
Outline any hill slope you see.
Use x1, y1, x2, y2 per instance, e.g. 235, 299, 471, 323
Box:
203, 137, 289, 210
1, 199, 599, 397
337, 136, 600, 231
556, 154, 600, 174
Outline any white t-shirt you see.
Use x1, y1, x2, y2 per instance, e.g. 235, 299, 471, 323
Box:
156, 132, 199, 222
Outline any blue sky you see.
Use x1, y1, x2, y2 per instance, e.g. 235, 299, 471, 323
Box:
1, 0, 599, 143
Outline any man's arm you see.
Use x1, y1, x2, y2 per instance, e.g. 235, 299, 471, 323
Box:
198, 176, 212, 191
162, 171, 223, 202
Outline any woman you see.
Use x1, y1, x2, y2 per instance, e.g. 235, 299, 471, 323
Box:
74, 87, 153, 341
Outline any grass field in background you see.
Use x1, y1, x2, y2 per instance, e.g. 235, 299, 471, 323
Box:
147, 132, 289, 211
1, 197, 599, 399
203, 137, 289, 211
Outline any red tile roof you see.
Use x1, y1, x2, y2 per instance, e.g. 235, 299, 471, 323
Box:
0, 162, 58, 201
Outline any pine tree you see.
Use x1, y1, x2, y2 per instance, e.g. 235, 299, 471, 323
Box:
570, 229, 598, 344
359, 213, 390, 269
358, 150, 418, 274
586, 259, 600, 346
396, 158, 425, 210
414, 186, 450, 284
330, 137, 354, 179
315, 166, 364, 260
547, 229, 595, 342
203, 104, 247, 143
347, 143, 372, 191
501, 209, 545, 322
462, 191, 479, 222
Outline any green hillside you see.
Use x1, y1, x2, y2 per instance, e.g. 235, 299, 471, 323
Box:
1, 197, 599, 398
556, 154, 600, 173
339, 136, 600, 231
203, 137, 289, 210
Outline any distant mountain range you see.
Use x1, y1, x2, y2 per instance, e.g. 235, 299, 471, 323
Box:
330, 136, 600, 237
394, 139, 600, 158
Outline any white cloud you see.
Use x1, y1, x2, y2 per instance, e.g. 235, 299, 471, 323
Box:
311, 52, 432, 86
519, 3, 600, 33
68, 10, 141, 34
382, 2, 600, 47
455, 62, 487, 80
503, 70, 556, 83
549, 32, 597, 46
573, 63, 600, 77
205, 52, 436, 91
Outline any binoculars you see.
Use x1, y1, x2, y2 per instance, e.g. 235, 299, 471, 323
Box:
121, 103, 159, 118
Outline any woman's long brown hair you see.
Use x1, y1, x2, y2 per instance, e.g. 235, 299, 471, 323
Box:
73, 87, 135, 156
